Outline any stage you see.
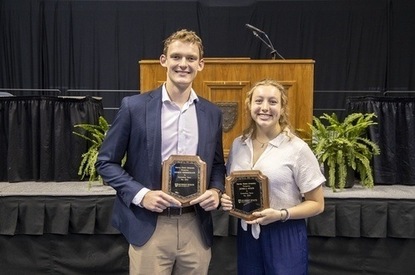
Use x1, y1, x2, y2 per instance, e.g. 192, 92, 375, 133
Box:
1, 182, 414, 274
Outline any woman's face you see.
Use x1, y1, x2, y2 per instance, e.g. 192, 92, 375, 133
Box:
250, 85, 282, 131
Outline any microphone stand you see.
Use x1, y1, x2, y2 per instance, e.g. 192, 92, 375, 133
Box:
249, 28, 284, 60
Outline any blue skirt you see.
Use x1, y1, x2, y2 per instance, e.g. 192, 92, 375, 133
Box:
237, 219, 308, 275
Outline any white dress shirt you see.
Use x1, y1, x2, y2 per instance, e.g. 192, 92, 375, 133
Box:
132, 85, 199, 206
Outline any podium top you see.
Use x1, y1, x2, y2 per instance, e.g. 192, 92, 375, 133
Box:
139, 58, 315, 65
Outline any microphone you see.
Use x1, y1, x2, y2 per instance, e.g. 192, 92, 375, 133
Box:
245, 24, 264, 34
245, 23, 284, 60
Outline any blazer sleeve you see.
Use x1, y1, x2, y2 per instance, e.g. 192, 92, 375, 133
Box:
95, 96, 144, 207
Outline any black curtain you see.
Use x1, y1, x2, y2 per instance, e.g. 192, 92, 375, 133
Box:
387, 0, 415, 91
347, 96, 415, 185
1, 0, 414, 94
0, 96, 103, 182
308, 237, 415, 275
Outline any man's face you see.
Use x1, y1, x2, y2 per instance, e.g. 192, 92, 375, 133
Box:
160, 40, 204, 89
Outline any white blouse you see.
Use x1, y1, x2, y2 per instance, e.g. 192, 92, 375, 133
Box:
226, 129, 326, 210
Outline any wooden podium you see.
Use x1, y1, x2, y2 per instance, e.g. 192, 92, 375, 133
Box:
139, 58, 314, 157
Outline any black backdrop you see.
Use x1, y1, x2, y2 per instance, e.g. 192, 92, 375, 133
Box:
1, 1, 415, 183
0, 96, 104, 182
1, 0, 415, 98
347, 96, 415, 185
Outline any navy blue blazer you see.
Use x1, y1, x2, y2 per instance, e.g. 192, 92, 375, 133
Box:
96, 86, 226, 247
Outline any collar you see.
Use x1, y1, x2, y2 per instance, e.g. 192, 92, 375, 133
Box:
161, 83, 199, 104
244, 127, 290, 148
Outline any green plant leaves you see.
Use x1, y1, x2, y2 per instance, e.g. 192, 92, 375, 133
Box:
309, 112, 381, 191
73, 116, 109, 183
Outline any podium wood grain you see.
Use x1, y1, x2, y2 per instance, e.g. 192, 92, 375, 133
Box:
139, 58, 314, 157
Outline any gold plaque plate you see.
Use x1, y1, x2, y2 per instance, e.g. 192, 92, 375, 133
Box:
162, 155, 207, 206
225, 170, 269, 221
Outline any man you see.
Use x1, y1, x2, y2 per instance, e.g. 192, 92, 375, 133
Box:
96, 29, 225, 275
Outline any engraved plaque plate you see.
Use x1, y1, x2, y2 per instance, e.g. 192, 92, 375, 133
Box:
225, 170, 269, 221
162, 155, 207, 206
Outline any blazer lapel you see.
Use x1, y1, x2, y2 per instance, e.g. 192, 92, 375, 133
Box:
145, 89, 163, 185
196, 100, 208, 158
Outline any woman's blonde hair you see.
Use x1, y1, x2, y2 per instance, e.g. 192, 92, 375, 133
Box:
241, 79, 293, 141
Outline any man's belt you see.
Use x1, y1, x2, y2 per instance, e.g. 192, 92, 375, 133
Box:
159, 206, 195, 216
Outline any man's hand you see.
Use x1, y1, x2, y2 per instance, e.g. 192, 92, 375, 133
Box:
189, 189, 221, 211
141, 190, 182, 212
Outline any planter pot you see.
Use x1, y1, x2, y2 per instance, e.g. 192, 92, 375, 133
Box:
324, 164, 355, 189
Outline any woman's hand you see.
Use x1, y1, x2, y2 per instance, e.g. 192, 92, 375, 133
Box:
245, 208, 279, 226
220, 193, 233, 211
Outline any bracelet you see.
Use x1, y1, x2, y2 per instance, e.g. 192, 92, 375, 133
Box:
280, 208, 290, 222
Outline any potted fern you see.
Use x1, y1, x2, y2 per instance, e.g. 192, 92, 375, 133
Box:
73, 116, 109, 186
309, 112, 380, 191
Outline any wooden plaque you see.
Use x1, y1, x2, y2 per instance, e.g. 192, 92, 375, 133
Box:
225, 170, 269, 221
162, 155, 206, 206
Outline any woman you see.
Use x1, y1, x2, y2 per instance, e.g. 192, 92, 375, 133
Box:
221, 79, 325, 275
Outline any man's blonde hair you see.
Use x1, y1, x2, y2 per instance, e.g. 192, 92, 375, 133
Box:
163, 29, 204, 58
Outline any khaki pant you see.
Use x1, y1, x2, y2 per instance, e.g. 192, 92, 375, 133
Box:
129, 212, 211, 275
